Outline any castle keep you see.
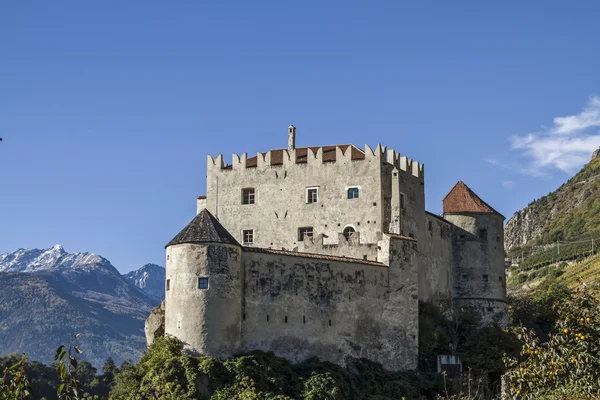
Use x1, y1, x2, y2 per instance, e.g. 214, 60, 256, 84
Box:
151, 125, 507, 371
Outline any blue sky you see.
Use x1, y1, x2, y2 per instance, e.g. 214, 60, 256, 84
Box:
1, 1, 599, 272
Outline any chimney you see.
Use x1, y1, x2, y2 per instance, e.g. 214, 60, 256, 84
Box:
288, 125, 296, 151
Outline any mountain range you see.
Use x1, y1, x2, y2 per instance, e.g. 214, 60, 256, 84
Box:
0, 245, 165, 367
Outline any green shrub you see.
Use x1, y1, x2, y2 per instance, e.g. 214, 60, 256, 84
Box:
504, 287, 600, 399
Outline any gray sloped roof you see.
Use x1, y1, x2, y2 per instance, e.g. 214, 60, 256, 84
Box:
166, 209, 240, 248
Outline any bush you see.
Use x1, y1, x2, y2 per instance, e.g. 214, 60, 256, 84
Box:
504, 287, 600, 399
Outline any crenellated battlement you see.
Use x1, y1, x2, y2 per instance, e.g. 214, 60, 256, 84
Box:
207, 142, 424, 179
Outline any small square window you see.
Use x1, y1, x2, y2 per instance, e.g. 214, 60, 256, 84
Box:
243, 229, 254, 244
298, 227, 314, 241
307, 187, 318, 203
482, 274, 489, 282
242, 188, 255, 204
479, 229, 488, 240
198, 277, 209, 289
400, 193, 406, 209
347, 187, 359, 199
166, 279, 171, 291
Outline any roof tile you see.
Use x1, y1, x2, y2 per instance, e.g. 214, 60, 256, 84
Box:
442, 181, 503, 217
166, 209, 240, 247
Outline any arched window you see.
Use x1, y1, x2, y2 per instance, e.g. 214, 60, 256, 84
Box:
343, 226, 356, 241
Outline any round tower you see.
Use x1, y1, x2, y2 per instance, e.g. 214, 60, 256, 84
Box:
442, 181, 507, 327
164, 209, 243, 358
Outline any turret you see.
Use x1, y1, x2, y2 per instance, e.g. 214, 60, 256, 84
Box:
164, 209, 243, 358
442, 181, 507, 326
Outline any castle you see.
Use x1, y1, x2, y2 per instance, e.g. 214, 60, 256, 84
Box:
148, 125, 507, 372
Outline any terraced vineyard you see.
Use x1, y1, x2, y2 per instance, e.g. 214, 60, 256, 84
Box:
559, 254, 600, 293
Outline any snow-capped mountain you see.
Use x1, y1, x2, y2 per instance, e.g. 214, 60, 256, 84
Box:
124, 263, 165, 301
0, 245, 160, 367
0, 244, 117, 274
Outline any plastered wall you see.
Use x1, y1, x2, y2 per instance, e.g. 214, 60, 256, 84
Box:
206, 148, 384, 251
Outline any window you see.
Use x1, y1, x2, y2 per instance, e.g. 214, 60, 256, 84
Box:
478, 229, 488, 240
243, 229, 254, 244
428, 221, 433, 231
242, 188, 255, 204
306, 187, 318, 203
343, 226, 356, 241
198, 277, 209, 289
177, 320, 181, 329
298, 227, 314, 241
166, 279, 170, 291
400, 193, 406, 209
347, 187, 359, 199
482, 274, 489, 282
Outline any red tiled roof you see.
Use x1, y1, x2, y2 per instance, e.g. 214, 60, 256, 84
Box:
442, 181, 503, 217
245, 145, 365, 168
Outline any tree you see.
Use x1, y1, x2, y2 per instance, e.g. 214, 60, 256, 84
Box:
73, 361, 96, 388
504, 287, 600, 398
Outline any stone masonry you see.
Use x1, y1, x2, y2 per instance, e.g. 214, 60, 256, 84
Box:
150, 125, 508, 371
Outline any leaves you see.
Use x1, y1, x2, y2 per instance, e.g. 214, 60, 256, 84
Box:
504, 287, 600, 398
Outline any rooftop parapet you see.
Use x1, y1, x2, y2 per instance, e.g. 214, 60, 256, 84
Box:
207, 144, 424, 179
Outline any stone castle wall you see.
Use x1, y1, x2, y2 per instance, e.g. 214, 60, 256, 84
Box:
419, 212, 453, 302
165, 243, 243, 359
206, 147, 384, 251
158, 131, 508, 372
164, 235, 419, 371
239, 239, 418, 371
205, 145, 424, 259
444, 213, 508, 325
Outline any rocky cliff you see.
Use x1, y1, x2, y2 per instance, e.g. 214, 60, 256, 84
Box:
505, 148, 600, 251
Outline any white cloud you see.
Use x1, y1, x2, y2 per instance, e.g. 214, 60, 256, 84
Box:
502, 180, 515, 190
510, 96, 600, 176
552, 96, 600, 135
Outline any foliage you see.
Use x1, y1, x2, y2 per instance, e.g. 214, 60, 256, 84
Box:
110, 336, 431, 400
504, 287, 600, 399
419, 300, 520, 398
509, 278, 572, 339
54, 334, 85, 400
0, 355, 31, 400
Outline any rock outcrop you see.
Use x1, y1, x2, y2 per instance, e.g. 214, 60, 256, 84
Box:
145, 300, 165, 346
505, 149, 600, 251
